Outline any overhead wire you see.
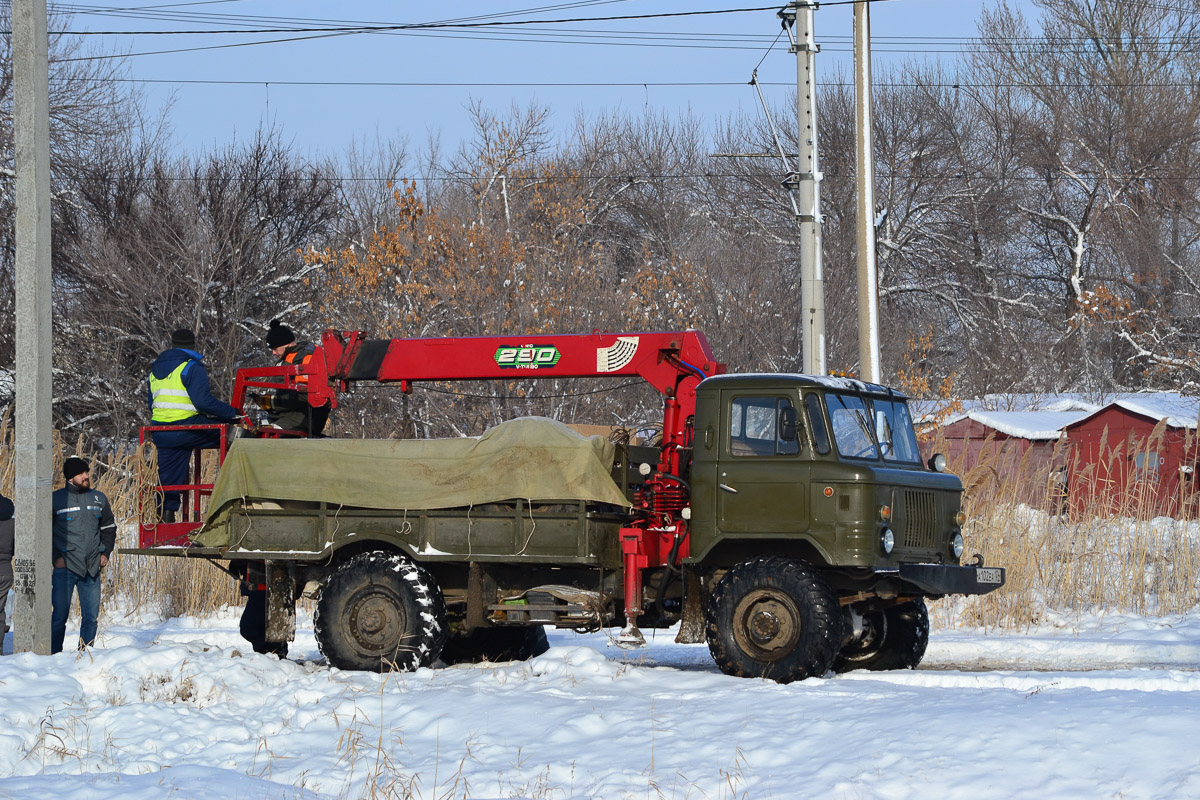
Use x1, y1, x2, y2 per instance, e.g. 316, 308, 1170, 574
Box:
47, 5, 788, 35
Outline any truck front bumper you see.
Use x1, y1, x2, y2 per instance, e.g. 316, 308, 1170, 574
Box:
876, 562, 1006, 596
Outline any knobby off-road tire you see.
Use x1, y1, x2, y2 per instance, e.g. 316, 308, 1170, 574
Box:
704, 556, 844, 683
314, 551, 448, 672
439, 625, 550, 665
833, 599, 929, 673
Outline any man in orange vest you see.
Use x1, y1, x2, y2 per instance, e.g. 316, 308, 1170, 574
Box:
264, 320, 331, 436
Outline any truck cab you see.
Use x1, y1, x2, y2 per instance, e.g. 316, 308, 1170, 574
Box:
690, 374, 965, 577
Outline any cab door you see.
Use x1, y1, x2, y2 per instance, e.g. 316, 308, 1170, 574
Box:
716, 392, 810, 535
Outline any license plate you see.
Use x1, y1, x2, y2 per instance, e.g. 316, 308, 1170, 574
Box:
977, 567, 1003, 584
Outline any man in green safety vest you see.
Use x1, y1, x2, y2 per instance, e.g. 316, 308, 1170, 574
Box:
146, 329, 241, 522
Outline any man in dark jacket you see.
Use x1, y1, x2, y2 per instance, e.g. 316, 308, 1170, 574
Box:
51, 458, 116, 654
263, 319, 330, 436
147, 329, 241, 521
0, 491, 14, 643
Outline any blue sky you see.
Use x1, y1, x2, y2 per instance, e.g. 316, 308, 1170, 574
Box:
64, 1, 1036, 159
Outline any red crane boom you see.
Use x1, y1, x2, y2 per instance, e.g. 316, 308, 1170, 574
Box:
233, 329, 725, 475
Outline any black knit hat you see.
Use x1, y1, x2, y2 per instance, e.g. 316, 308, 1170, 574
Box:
265, 319, 295, 348
171, 328, 196, 349
63, 456, 89, 481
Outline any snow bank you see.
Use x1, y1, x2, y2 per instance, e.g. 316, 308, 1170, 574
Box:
2, 610, 1200, 799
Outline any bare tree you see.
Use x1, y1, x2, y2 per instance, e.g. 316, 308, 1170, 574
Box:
54, 129, 341, 436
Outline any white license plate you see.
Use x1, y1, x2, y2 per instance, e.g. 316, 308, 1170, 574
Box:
977, 567, 1003, 584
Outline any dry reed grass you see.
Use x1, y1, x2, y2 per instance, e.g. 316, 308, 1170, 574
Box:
927, 425, 1200, 630
0, 413, 241, 621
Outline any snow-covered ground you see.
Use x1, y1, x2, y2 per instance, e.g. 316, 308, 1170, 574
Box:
3, 607, 1200, 800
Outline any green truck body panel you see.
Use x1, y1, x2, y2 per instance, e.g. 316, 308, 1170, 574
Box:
207, 500, 624, 568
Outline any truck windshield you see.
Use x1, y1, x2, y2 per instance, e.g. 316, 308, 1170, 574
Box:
826, 393, 922, 464
827, 394, 878, 459
871, 397, 922, 463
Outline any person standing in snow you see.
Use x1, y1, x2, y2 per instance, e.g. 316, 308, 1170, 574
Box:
261, 319, 331, 437
51, 458, 116, 654
147, 328, 242, 522
0, 491, 14, 646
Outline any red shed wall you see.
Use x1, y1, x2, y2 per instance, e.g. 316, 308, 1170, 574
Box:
940, 418, 1059, 482
1064, 408, 1196, 516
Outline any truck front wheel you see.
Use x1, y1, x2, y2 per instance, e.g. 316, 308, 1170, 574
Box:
833, 599, 929, 672
704, 556, 843, 683
314, 552, 448, 672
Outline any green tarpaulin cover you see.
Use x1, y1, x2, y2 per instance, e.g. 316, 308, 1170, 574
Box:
193, 417, 629, 547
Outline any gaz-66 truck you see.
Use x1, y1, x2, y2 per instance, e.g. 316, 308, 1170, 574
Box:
127, 329, 1004, 683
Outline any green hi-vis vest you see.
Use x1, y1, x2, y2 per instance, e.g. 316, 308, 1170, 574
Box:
150, 361, 198, 423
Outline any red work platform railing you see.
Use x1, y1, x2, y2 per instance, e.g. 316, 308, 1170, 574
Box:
138, 422, 231, 548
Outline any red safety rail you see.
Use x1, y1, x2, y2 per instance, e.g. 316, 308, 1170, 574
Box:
138, 423, 231, 547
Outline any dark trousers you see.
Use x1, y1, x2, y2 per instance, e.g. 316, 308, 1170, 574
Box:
51, 567, 101, 654
272, 402, 331, 437
151, 424, 224, 513
239, 587, 288, 657
0, 559, 11, 636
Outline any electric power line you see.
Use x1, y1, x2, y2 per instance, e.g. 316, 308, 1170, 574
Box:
70, 77, 1200, 91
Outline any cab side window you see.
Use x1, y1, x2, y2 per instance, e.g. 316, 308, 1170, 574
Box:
804, 393, 831, 455
729, 396, 800, 456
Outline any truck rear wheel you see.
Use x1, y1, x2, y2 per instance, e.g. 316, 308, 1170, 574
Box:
833, 599, 929, 672
314, 551, 448, 672
704, 556, 843, 683
439, 625, 550, 665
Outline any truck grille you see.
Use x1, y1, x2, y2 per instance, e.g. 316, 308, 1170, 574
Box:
901, 490, 938, 550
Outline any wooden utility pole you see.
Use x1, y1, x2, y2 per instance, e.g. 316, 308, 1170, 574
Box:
854, 1, 881, 383
12, 0, 54, 655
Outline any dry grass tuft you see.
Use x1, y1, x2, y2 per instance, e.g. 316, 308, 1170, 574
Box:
927, 427, 1200, 630
0, 415, 241, 620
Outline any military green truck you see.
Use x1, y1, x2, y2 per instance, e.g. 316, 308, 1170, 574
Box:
128, 329, 1004, 683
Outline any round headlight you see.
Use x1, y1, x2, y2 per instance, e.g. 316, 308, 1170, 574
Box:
881, 528, 895, 554
951, 532, 964, 559
928, 453, 947, 473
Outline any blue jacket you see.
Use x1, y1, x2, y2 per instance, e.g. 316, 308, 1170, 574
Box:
146, 347, 239, 422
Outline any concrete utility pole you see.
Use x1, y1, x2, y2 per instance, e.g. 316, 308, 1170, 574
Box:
854, 1, 881, 383
12, 0, 54, 655
784, 1, 826, 376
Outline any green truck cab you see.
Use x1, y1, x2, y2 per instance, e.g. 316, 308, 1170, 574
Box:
683, 374, 1001, 679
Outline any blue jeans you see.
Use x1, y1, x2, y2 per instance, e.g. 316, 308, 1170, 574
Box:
51, 567, 101, 654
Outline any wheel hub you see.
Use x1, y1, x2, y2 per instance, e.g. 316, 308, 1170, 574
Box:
347, 588, 407, 653
748, 609, 782, 644
733, 589, 801, 662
